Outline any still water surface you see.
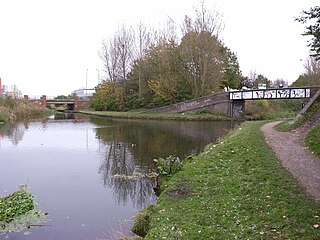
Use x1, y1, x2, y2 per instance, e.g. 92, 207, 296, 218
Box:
0, 114, 240, 240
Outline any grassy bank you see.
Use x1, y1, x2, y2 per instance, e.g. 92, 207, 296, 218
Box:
80, 110, 232, 121
132, 121, 320, 239
0, 97, 52, 123
80, 99, 302, 122
306, 125, 320, 158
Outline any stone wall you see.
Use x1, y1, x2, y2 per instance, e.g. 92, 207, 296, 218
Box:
145, 92, 230, 115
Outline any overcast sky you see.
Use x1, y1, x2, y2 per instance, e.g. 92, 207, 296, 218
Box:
0, 0, 318, 97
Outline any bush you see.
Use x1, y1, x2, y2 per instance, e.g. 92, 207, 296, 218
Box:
124, 94, 143, 110
155, 156, 183, 177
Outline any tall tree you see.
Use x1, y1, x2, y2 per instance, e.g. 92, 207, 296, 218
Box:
116, 25, 135, 82
296, 6, 320, 60
180, 1, 225, 97
292, 56, 320, 86
100, 38, 119, 82
100, 25, 134, 83
135, 22, 152, 97
221, 47, 242, 89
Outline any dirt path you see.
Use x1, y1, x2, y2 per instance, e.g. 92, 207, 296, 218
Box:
261, 121, 320, 204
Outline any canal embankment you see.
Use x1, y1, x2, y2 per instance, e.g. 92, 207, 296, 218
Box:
79, 110, 233, 121
0, 97, 51, 124
131, 120, 320, 239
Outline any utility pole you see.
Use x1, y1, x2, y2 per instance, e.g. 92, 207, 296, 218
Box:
96, 69, 100, 84
85, 69, 88, 98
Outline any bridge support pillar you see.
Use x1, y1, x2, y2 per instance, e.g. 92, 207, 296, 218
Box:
41, 95, 46, 107
230, 100, 245, 118
74, 96, 79, 110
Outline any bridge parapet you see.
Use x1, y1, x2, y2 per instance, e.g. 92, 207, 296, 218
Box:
145, 92, 229, 115
229, 87, 318, 100
228, 86, 320, 117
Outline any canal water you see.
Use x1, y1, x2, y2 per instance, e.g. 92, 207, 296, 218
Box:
0, 113, 240, 240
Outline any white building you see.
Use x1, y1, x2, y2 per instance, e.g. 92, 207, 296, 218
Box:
73, 88, 95, 99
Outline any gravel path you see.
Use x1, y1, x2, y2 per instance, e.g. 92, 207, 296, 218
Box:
261, 121, 320, 204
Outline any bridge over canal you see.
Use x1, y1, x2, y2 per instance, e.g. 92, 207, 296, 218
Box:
146, 87, 320, 118
24, 95, 89, 111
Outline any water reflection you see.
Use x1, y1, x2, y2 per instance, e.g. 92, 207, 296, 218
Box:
0, 113, 86, 146
98, 141, 155, 208
0, 114, 240, 240
0, 123, 26, 145
93, 117, 240, 208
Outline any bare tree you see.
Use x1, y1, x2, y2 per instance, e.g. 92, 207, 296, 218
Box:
304, 56, 320, 76
135, 22, 152, 96
301, 56, 320, 86
100, 25, 134, 83
100, 38, 119, 82
10, 84, 22, 99
116, 25, 135, 82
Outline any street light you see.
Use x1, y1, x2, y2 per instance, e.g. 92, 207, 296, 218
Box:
85, 68, 88, 98
96, 69, 100, 84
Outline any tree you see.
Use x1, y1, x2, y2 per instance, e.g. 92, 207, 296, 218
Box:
272, 79, 288, 88
134, 22, 152, 97
253, 74, 272, 88
100, 25, 134, 82
291, 56, 320, 86
144, 40, 189, 105
221, 47, 242, 89
241, 71, 271, 89
296, 6, 320, 60
10, 85, 22, 99
116, 25, 135, 82
180, 2, 225, 97
100, 38, 119, 82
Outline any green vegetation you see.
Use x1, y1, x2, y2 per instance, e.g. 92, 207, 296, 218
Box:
92, 2, 245, 112
306, 125, 320, 158
132, 121, 320, 239
80, 110, 232, 121
83, 98, 302, 121
245, 99, 302, 120
0, 186, 48, 234
296, 6, 320, 61
0, 186, 34, 224
0, 96, 51, 124
276, 102, 320, 132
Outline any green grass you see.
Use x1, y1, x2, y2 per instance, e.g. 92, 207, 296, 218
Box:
306, 125, 320, 158
133, 121, 320, 239
80, 110, 232, 121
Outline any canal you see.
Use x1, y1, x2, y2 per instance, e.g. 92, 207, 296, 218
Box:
0, 113, 240, 240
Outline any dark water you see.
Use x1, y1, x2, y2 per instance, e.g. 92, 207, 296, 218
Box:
0, 113, 240, 240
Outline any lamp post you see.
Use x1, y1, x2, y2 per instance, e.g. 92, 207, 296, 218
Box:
85, 68, 88, 98
96, 69, 100, 84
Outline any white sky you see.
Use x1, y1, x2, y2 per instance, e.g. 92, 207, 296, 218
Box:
0, 0, 318, 96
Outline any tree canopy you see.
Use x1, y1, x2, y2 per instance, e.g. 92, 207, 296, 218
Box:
92, 2, 242, 111
296, 6, 320, 61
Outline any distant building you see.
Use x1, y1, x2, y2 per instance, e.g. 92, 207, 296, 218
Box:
2, 85, 8, 95
72, 88, 95, 99
0, 78, 8, 96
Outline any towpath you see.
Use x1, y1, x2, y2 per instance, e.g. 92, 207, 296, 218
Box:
261, 121, 320, 204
